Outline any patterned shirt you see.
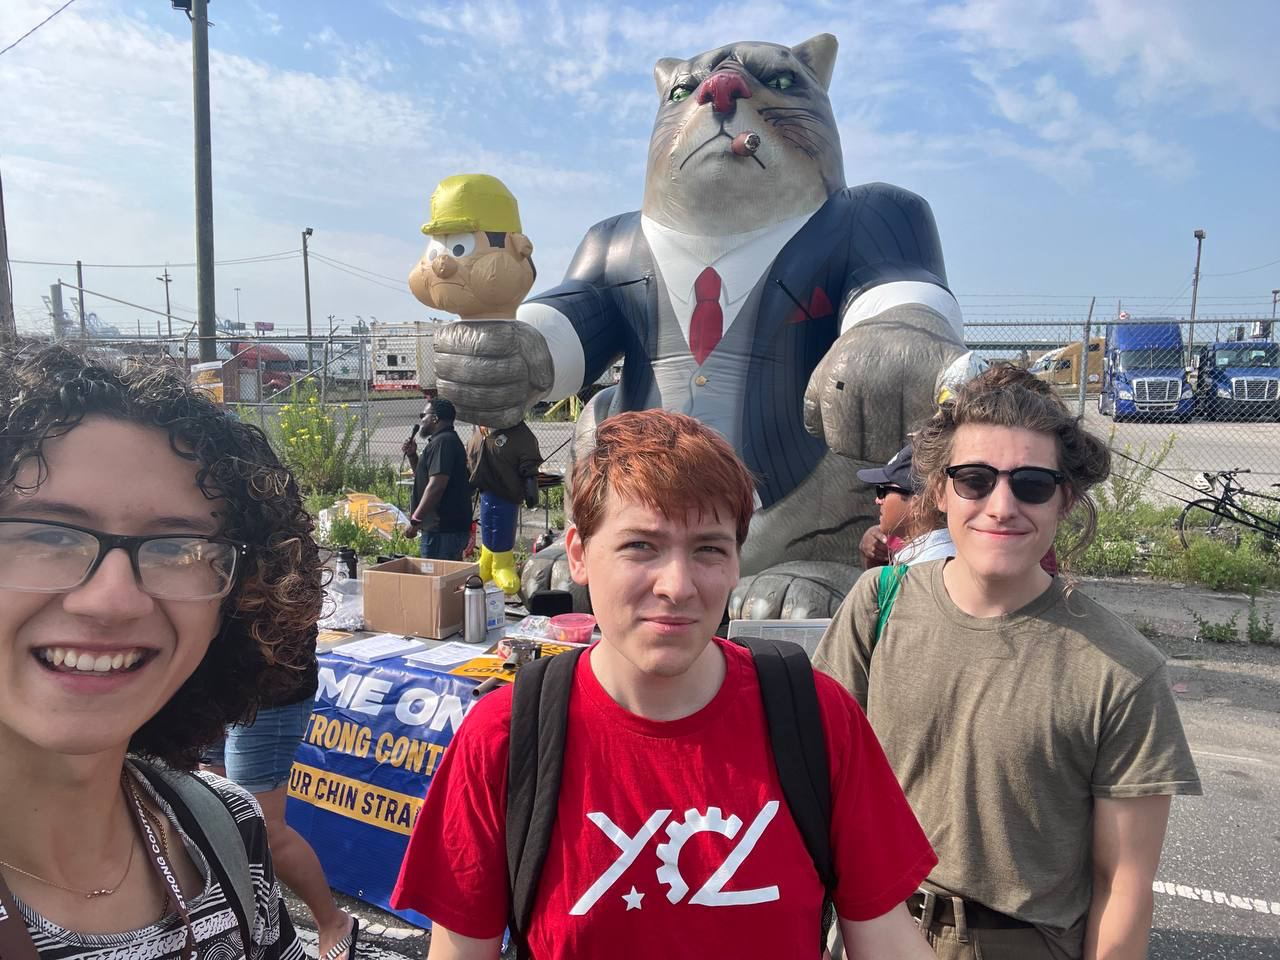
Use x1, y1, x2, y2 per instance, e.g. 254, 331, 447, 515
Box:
15, 763, 305, 960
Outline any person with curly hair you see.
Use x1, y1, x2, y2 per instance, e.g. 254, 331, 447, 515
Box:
0, 341, 355, 959
814, 364, 1200, 960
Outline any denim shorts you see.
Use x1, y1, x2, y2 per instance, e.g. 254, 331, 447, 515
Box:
202, 696, 316, 794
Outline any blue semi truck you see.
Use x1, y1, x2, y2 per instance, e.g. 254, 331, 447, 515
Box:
1097, 318, 1194, 422
1193, 338, 1280, 421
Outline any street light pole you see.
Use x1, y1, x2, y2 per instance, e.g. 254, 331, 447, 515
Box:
1188, 229, 1206, 368
302, 227, 315, 370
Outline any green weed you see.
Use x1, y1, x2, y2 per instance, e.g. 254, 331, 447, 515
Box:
1189, 609, 1240, 644
1246, 596, 1277, 646
322, 515, 386, 557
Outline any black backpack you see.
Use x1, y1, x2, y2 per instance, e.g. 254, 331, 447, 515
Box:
505, 638, 836, 958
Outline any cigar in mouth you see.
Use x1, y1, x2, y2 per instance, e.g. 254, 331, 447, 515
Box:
731, 131, 761, 156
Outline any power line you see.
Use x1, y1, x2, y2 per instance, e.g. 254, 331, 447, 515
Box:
9, 249, 301, 269
1203, 255, 1280, 278
308, 253, 416, 297
0, 0, 78, 59
308, 251, 409, 286
56, 281, 196, 320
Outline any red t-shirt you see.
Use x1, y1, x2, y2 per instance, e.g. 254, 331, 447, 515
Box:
392, 639, 936, 957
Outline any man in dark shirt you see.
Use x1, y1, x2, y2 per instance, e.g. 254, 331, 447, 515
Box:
402, 398, 472, 560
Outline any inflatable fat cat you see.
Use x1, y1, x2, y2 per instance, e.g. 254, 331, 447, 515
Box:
435, 34, 976, 618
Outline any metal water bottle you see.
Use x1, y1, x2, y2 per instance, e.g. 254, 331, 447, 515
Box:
464, 575, 487, 644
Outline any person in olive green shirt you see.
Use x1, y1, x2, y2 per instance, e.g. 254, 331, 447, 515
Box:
814, 364, 1200, 960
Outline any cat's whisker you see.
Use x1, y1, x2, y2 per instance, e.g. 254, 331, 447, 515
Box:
764, 122, 825, 152
776, 133, 819, 159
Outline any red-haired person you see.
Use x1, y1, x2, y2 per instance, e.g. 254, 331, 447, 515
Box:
392, 410, 938, 960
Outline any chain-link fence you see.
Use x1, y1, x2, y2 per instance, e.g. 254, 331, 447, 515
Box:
965, 316, 1280, 508
85, 333, 577, 542
85, 315, 1280, 508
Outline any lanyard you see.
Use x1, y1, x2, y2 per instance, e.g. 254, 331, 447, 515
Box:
123, 773, 197, 960
0, 774, 197, 960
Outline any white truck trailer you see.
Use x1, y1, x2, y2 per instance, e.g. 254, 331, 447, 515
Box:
371, 320, 439, 392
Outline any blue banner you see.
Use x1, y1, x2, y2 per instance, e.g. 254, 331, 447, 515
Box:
286, 653, 480, 927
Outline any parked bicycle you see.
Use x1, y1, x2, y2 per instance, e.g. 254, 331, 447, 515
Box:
1176, 468, 1280, 550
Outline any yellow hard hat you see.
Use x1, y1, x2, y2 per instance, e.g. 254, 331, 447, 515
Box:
421, 174, 522, 236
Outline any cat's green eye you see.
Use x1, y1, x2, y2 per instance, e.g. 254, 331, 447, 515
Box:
766, 74, 794, 91
670, 85, 694, 102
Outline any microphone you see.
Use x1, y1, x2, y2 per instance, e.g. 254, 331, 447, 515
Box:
408, 422, 419, 441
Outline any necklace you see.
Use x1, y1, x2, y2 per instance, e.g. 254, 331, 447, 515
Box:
0, 782, 138, 899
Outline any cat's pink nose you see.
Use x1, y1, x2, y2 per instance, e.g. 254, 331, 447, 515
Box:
696, 70, 751, 115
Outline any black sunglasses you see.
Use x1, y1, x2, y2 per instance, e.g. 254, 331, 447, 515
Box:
944, 464, 1065, 505
874, 484, 914, 500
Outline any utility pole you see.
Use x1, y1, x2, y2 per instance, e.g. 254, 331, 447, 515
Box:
1188, 228, 1206, 368
156, 269, 173, 338
76, 259, 86, 337
302, 226, 314, 369
181, 0, 217, 362
50, 283, 65, 339
0, 165, 16, 344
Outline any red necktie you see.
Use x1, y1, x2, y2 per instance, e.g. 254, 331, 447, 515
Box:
689, 266, 723, 365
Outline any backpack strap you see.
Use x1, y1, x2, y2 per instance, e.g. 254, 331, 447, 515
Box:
735, 637, 835, 955
506, 647, 587, 959
131, 759, 255, 949
872, 564, 909, 650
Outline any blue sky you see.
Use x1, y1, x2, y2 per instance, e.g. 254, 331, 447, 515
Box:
2, 0, 1278, 338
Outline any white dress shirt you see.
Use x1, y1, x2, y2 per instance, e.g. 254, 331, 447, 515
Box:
640, 210, 817, 345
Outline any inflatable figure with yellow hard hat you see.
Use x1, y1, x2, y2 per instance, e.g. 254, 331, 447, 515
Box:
408, 174, 536, 320
407, 174, 542, 594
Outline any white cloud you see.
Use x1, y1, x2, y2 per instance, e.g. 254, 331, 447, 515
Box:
932, 0, 1280, 126
391, 0, 894, 117
0, 0, 619, 329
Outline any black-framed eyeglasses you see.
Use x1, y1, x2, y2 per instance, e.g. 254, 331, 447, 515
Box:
944, 464, 1066, 505
875, 484, 914, 500
0, 518, 249, 600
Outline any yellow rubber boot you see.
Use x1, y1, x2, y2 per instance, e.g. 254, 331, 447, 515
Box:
490, 550, 522, 595
478, 545, 494, 583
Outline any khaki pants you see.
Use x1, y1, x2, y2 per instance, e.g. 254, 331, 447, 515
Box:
914, 894, 1076, 960
924, 924, 1067, 960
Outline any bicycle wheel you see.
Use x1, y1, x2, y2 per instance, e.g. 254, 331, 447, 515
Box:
1177, 498, 1251, 550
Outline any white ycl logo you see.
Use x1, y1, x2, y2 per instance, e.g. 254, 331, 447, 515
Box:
569, 802, 781, 915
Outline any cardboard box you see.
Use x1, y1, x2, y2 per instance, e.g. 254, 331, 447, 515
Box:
362, 557, 478, 639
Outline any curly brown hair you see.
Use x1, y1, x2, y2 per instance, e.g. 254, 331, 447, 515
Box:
0, 340, 323, 769
910, 363, 1112, 568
